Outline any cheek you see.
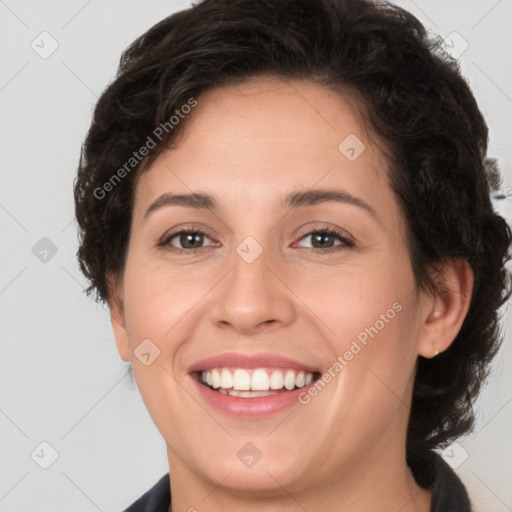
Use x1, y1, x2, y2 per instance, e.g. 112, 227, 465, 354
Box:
302, 255, 415, 340
121, 256, 196, 340
303, 252, 420, 388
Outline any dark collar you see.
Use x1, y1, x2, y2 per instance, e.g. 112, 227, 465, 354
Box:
123, 451, 471, 512
410, 450, 472, 512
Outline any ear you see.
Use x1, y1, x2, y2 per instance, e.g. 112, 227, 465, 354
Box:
417, 258, 474, 358
106, 272, 131, 362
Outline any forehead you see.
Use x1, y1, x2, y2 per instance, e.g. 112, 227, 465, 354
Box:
176, 77, 371, 156
133, 77, 399, 225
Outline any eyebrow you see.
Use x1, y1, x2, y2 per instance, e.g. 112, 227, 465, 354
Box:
143, 188, 379, 223
144, 192, 217, 220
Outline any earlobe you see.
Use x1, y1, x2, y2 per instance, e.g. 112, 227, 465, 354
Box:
106, 272, 131, 362
425, 309, 442, 322
417, 259, 474, 358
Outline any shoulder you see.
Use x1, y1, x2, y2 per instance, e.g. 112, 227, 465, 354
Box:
122, 474, 171, 512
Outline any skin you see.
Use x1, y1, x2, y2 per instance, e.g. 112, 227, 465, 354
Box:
108, 77, 473, 512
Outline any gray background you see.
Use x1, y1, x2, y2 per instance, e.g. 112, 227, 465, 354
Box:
1, 1, 511, 511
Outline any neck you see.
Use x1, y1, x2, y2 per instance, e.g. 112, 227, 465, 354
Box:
166, 441, 432, 512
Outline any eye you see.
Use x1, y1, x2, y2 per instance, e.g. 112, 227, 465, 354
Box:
295, 227, 354, 252
159, 226, 354, 254
160, 228, 215, 252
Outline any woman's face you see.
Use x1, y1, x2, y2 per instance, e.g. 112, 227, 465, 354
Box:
111, 78, 431, 496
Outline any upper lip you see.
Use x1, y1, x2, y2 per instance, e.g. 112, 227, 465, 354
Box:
187, 352, 321, 374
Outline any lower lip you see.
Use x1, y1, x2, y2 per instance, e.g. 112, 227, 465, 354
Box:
191, 375, 315, 417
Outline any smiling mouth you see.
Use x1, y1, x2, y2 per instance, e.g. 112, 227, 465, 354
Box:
195, 367, 321, 397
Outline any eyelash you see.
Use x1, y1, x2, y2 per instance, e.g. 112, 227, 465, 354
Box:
159, 225, 354, 254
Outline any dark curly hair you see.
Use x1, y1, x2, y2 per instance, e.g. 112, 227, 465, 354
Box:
74, 0, 511, 461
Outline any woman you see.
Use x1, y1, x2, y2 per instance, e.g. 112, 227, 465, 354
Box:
74, 0, 511, 510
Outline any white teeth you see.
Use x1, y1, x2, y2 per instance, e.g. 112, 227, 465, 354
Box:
269, 370, 284, 389
295, 371, 305, 388
220, 368, 233, 389
200, 367, 316, 393
284, 370, 296, 390
219, 389, 276, 397
211, 368, 221, 389
251, 369, 270, 390
233, 369, 251, 390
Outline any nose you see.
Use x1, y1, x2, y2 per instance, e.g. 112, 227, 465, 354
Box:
209, 245, 295, 336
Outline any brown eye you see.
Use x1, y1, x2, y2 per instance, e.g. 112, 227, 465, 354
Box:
310, 232, 337, 249
296, 228, 354, 252
162, 230, 213, 251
